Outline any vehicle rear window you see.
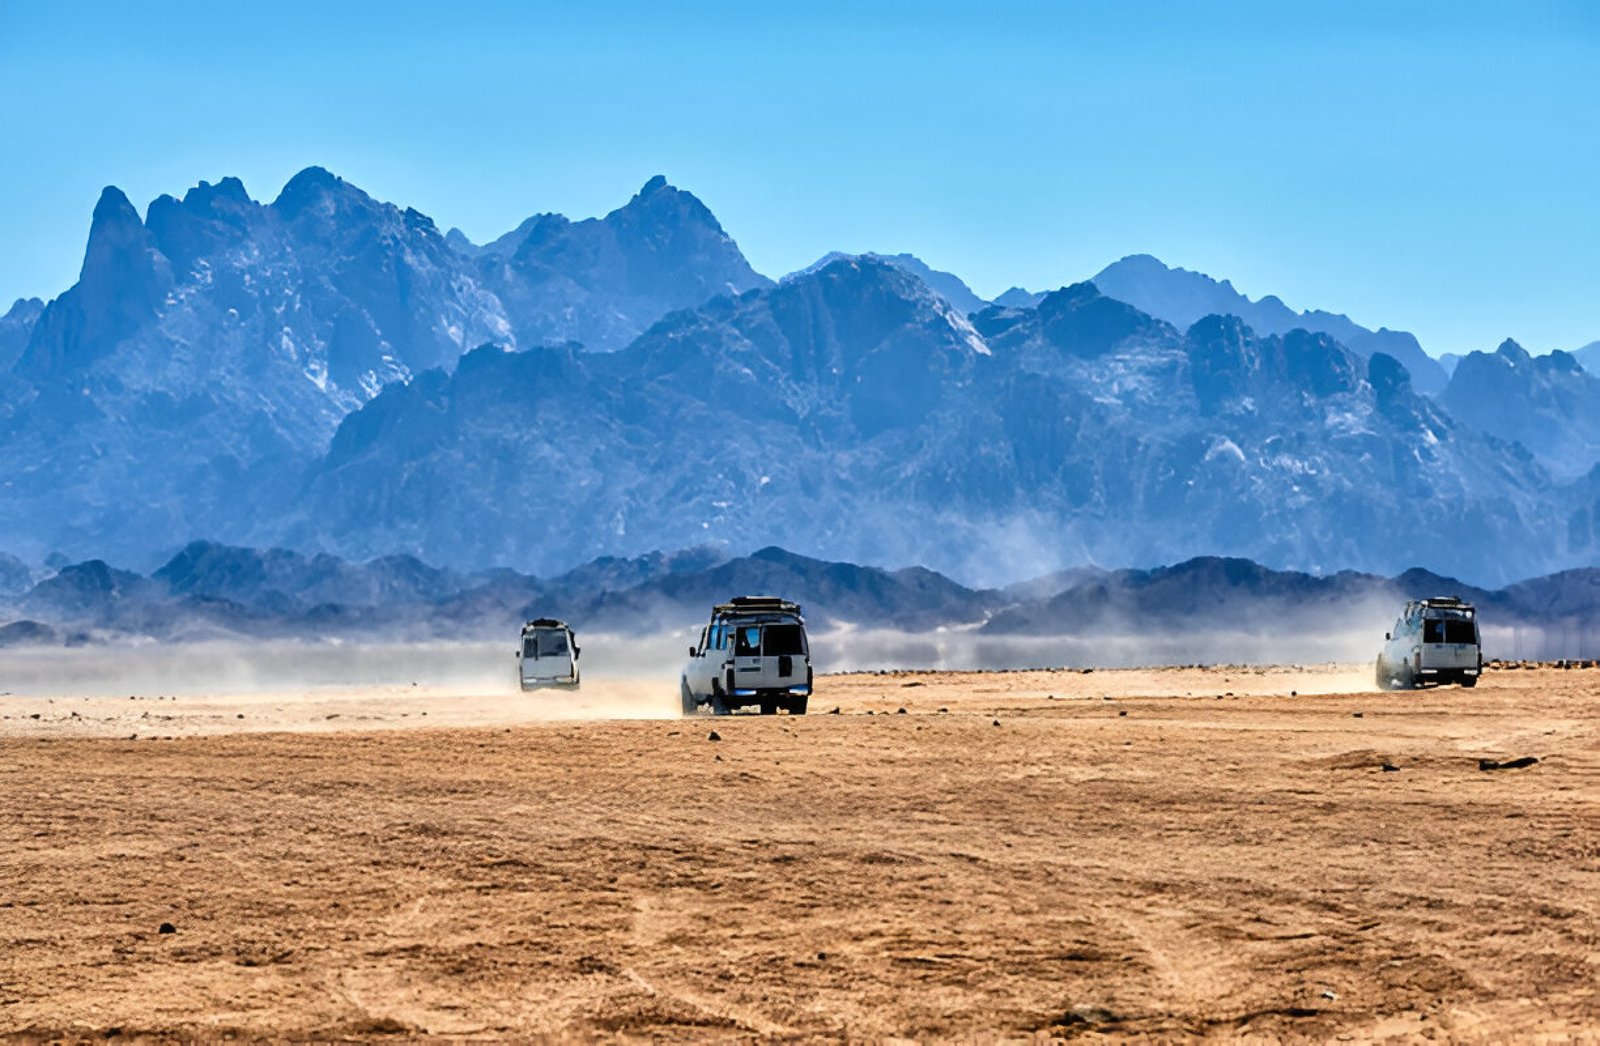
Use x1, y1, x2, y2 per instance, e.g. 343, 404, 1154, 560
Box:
536, 631, 569, 657
735, 626, 761, 656
1424, 618, 1476, 644
763, 623, 806, 655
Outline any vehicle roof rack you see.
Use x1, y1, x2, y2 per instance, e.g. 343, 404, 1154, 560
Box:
714, 595, 802, 616
524, 617, 569, 629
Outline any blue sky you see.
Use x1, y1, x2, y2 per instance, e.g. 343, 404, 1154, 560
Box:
2, 0, 1596, 355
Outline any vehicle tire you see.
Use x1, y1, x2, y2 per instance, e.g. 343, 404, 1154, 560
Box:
1398, 663, 1418, 690
710, 682, 731, 716
1374, 658, 1391, 691
787, 695, 808, 716
680, 679, 698, 717
1460, 675, 1478, 688
759, 697, 778, 716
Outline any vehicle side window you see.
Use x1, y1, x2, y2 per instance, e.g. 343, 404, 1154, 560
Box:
698, 626, 709, 654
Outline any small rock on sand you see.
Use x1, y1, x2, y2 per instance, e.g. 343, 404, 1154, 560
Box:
1478, 756, 1538, 771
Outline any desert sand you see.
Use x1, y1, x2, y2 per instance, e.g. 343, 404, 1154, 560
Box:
1, 660, 1597, 1041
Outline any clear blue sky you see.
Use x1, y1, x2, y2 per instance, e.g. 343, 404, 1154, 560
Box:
2, 0, 1596, 356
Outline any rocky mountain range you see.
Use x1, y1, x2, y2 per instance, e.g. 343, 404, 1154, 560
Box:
1087, 254, 1450, 396
295, 257, 1600, 584
1442, 340, 1600, 480
1, 168, 1597, 591
1573, 341, 1600, 376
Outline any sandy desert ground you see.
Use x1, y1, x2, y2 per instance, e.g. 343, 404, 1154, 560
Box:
1, 658, 1597, 1042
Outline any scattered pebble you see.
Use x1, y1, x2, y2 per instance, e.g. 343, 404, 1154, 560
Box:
828, 707, 841, 715
992, 719, 1001, 727
1352, 712, 1364, 718
1381, 762, 1400, 772
896, 707, 907, 715
1118, 710, 1128, 717
158, 923, 176, 935
707, 731, 721, 742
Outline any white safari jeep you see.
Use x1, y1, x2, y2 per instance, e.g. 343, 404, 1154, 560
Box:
518, 618, 580, 690
681, 596, 812, 716
1376, 596, 1481, 690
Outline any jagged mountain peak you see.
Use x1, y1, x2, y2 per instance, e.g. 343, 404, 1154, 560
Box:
89, 185, 140, 228
1091, 252, 1448, 396
3, 296, 44, 321
181, 176, 253, 210
789, 251, 988, 316
992, 286, 1044, 309
1495, 338, 1530, 363
271, 165, 373, 220
610, 174, 722, 229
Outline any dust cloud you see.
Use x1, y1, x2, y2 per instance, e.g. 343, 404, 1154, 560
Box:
0, 612, 1415, 737
0, 634, 688, 736
810, 620, 1391, 675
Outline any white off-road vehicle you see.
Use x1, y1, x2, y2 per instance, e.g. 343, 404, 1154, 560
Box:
681, 596, 812, 716
518, 618, 580, 690
1376, 596, 1481, 690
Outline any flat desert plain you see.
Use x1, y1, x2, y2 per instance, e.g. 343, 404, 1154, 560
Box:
1, 662, 1597, 1041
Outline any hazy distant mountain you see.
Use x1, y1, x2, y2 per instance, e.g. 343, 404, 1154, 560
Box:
281, 259, 1583, 584
1442, 339, 1600, 479
1573, 341, 1600, 376
462, 176, 772, 350
0, 552, 33, 599
7, 541, 1599, 664
1090, 254, 1449, 395
0, 297, 43, 372
993, 287, 1045, 310
0, 171, 772, 565
297, 257, 1003, 573
1439, 352, 1463, 377
0, 170, 515, 564
3, 166, 1597, 588
792, 252, 987, 315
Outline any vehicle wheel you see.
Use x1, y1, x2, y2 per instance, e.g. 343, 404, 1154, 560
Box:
787, 695, 808, 716
710, 682, 731, 716
1460, 675, 1478, 688
680, 679, 698, 717
1374, 658, 1391, 691
1398, 664, 1418, 690
759, 697, 778, 716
